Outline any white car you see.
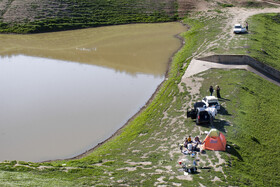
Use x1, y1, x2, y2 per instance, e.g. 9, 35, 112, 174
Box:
202, 96, 220, 110
233, 24, 247, 34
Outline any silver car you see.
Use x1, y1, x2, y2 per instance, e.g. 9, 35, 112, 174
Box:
233, 24, 247, 34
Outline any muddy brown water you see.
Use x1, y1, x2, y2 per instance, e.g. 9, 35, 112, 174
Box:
0, 23, 186, 162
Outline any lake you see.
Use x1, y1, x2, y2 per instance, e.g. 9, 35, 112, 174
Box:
0, 22, 186, 162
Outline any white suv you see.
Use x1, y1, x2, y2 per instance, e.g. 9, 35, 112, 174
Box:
233, 24, 247, 34
202, 96, 220, 110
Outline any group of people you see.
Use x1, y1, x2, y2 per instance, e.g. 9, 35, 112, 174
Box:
209, 85, 221, 98
179, 135, 202, 174
182, 135, 202, 153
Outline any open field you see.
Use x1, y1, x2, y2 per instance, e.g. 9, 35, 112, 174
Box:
248, 13, 280, 70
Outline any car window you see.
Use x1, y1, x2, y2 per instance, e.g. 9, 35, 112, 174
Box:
235, 26, 241, 28
202, 98, 206, 102
209, 102, 218, 107
209, 99, 218, 103
195, 102, 205, 107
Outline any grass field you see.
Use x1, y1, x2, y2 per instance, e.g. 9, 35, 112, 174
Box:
248, 13, 280, 70
200, 69, 280, 186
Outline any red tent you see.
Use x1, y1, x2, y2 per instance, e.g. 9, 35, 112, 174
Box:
203, 129, 226, 151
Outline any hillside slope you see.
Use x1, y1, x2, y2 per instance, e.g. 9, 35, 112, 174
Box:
1, 0, 179, 23
1, 0, 278, 33
0, 0, 183, 33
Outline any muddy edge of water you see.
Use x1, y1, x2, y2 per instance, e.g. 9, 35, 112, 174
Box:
42, 22, 188, 163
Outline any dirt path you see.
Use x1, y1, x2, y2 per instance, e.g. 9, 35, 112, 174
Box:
226, 6, 280, 42
194, 4, 280, 58
184, 58, 280, 86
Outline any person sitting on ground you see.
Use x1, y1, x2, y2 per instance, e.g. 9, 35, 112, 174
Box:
189, 166, 197, 174
186, 165, 197, 174
194, 136, 201, 144
192, 136, 201, 152
187, 136, 192, 143
187, 143, 193, 151
193, 142, 200, 152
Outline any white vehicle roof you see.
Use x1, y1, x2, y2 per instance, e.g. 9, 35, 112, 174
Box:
234, 24, 242, 26
205, 96, 218, 100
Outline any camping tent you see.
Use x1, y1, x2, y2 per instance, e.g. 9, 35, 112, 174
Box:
203, 129, 226, 151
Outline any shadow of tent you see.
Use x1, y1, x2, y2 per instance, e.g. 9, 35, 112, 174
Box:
226, 144, 243, 161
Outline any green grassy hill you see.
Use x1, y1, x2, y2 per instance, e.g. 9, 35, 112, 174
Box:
248, 13, 280, 70
0, 0, 179, 33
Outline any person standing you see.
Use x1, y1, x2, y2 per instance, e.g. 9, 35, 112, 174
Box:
209, 86, 214, 96
216, 85, 221, 98
246, 22, 248, 31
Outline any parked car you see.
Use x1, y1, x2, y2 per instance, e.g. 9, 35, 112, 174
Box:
196, 108, 213, 125
202, 96, 220, 110
187, 100, 217, 126
194, 101, 206, 111
187, 102, 206, 119
233, 24, 247, 34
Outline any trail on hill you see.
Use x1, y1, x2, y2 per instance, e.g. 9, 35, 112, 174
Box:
194, 4, 280, 58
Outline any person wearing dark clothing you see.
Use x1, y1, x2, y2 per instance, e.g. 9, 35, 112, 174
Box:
216, 85, 221, 98
194, 136, 201, 144
209, 86, 214, 96
246, 22, 248, 31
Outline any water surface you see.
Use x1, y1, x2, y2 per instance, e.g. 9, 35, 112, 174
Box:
0, 23, 185, 162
